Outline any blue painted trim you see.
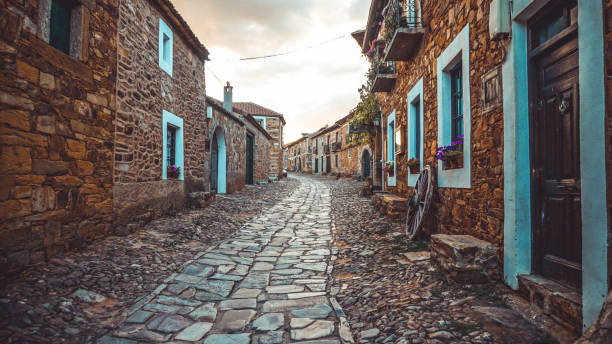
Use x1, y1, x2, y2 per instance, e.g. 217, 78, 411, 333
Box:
387, 110, 396, 186
407, 78, 424, 187
253, 116, 267, 130
578, 0, 608, 329
213, 126, 227, 194
502, 11, 532, 290
158, 18, 173, 77
162, 110, 183, 180
436, 24, 471, 188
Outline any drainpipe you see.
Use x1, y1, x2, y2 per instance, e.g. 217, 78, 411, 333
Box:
381, 118, 385, 191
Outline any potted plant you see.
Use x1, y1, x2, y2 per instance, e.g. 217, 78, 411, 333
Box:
436, 135, 464, 170
406, 158, 420, 174
384, 161, 395, 177
167, 165, 181, 179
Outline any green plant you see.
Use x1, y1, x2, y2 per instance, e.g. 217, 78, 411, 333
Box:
348, 85, 380, 147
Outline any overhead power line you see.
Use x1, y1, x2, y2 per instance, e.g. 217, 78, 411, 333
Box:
217, 34, 349, 62
206, 64, 225, 86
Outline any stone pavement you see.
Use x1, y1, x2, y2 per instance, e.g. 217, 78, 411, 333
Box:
99, 176, 352, 344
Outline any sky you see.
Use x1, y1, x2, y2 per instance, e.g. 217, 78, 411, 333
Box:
172, 0, 371, 144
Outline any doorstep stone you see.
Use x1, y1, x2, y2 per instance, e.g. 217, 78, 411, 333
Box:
430, 234, 500, 284
517, 274, 582, 333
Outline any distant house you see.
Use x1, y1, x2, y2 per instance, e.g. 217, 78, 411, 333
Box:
233, 102, 286, 180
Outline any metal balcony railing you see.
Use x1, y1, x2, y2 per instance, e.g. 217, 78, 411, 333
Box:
323, 144, 330, 154
332, 142, 342, 152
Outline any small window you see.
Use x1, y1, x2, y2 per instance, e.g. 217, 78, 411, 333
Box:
158, 19, 173, 76
450, 64, 463, 141
412, 99, 421, 159
335, 155, 339, 167
167, 125, 177, 167
49, 0, 74, 54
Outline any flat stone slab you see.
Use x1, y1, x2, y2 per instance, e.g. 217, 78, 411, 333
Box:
291, 317, 315, 329
288, 292, 326, 299
253, 262, 275, 271
295, 262, 328, 272
182, 264, 215, 277
252, 313, 284, 331
232, 288, 262, 299
194, 280, 235, 297
175, 322, 212, 341
360, 328, 380, 339
266, 285, 305, 294
204, 333, 251, 344
219, 298, 257, 310
239, 271, 270, 289
291, 304, 333, 319
291, 320, 334, 340
146, 314, 191, 333
126, 311, 154, 324
189, 303, 217, 322
262, 296, 329, 313
257, 330, 284, 344
402, 251, 431, 262
217, 310, 257, 332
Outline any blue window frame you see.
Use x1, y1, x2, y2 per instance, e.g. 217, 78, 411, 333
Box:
387, 110, 396, 186
158, 18, 173, 76
436, 24, 471, 188
162, 110, 183, 180
50, 0, 74, 55
407, 78, 424, 186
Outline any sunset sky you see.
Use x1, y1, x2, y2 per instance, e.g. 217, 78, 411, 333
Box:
173, 0, 371, 144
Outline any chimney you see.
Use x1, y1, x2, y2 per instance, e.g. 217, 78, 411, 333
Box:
223, 82, 233, 113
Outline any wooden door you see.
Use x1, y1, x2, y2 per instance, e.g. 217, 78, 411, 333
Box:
211, 133, 218, 191
363, 150, 371, 178
315, 158, 319, 173
246, 134, 254, 185
531, 28, 581, 289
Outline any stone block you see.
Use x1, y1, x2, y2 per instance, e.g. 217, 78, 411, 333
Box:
0, 110, 31, 131
0, 199, 31, 219
430, 234, 500, 283
40, 72, 55, 89
32, 159, 69, 176
16, 61, 39, 84
35, 115, 55, 134
0, 146, 32, 173
32, 186, 56, 212
371, 193, 408, 219
75, 160, 94, 175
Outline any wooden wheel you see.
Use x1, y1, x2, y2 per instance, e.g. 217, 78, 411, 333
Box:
405, 165, 434, 240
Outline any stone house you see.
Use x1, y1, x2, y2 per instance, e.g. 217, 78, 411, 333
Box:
310, 124, 338, 175
233, 102, 285, 180
356, 0, 610, 334
285, 136, 306, 172
0, 0, 119, 273
113, 0, 210, 227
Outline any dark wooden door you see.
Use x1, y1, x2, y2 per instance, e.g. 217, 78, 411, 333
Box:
315, 158, 319, 173
325, 156, 331, 173
211, 134, 218, 191
246, 134, 254, 185
362, 150, 371, 178
531, 30, 581, 289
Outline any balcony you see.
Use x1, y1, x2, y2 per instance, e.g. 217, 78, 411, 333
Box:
332, 142, 342, 152
323, 144, 331, 154
383, 0, 424, 62
372, 60, 396, 93
313, 146, 318, 154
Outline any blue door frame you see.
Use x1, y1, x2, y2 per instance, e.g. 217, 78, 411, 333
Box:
387, 111, 396, 186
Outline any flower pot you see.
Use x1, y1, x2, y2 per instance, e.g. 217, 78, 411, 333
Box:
167, 171, 180, 179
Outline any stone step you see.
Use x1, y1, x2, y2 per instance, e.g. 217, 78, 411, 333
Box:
371, 193, 408, 219
430, 234, 500, 283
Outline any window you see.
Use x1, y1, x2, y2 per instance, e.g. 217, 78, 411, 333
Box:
387, 111, 397, 186
335, 155, 338, 167
348, 150, 351, 159
39, 0, 87, 60
450, 65, 463, 141
254, 116, 267, 130
162, 110, 183, 180
413, 100, 421, 158
407, 78, 424, 184
158, 19, 173, 76
49, 0, 73, 54
437, 24, 471, 188
166, 125, 177, 167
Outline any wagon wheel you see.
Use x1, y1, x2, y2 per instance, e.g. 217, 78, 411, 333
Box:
405, 165, 434, 240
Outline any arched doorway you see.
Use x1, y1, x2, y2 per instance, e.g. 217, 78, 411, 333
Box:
362, 149, 371, 179
211, 127, 227, 194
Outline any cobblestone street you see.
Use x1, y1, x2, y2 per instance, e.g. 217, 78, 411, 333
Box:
0, 176, 580, 343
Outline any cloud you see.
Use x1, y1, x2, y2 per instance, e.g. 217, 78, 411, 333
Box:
172, 0, 371, 143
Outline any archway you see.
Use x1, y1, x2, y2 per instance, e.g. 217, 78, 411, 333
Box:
211, 126, 227, 194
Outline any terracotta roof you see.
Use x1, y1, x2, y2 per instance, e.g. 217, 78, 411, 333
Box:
335, 113, 353, 126
153, 0, 209, 60
284, 136, 307, 149
233, 102, 286, 125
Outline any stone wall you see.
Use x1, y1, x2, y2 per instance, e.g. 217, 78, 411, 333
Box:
244, 119, 272, 183
0, 0, 118, 273
208, 104, 246, 194
113, 0, 208, 225
266, 117, 283, 178
377, 0, 505, 246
